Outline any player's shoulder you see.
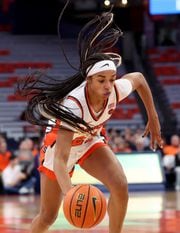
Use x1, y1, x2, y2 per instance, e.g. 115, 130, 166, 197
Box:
69, 81, 86, 97
66, 81, 86, 104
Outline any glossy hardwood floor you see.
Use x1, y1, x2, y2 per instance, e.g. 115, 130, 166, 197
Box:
0, 191, 180, 233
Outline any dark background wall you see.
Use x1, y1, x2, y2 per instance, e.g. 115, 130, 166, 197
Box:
0, 0, 144, 36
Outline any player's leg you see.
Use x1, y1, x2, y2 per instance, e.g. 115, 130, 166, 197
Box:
31, 173, 63, 233
80, 145, 128, 233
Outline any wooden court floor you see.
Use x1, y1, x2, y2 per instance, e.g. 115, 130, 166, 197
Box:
0, 191, 180, 233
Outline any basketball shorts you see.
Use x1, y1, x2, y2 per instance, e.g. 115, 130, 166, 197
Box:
38, 133, 106, 180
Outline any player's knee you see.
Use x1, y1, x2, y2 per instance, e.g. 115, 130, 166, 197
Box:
110, 174, 129, 200
40, 209, 58, 226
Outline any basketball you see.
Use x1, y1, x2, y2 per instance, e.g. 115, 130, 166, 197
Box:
63, 184, 107, 228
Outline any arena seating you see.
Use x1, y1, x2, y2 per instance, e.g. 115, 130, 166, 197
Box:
0, 32, 143, 140
147, 47, 180, 128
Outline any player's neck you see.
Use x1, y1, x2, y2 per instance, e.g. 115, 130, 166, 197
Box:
87, 88, 106, 113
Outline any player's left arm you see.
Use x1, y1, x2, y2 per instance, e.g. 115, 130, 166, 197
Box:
116, 72, 164, 151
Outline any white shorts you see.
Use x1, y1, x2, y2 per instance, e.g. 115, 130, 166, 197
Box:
38, 134, 106, 179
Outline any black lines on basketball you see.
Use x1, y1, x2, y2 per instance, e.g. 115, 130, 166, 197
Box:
81, 184, 90, 228
63, 184, 107, 228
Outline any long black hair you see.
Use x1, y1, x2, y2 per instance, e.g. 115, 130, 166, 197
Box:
17, 1, 123, 133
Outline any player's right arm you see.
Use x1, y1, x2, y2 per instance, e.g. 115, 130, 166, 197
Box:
52, 96, 82, 195
53, 128, 74, 195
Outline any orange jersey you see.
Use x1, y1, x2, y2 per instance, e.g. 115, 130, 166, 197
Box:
0, 151, 11, 172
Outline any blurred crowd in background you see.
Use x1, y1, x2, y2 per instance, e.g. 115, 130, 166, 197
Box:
0, 128, 179, 195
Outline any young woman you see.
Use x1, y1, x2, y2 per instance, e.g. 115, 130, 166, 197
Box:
17, 8, 163, 233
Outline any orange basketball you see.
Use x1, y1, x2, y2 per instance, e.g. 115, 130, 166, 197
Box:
63, 184, 107, 228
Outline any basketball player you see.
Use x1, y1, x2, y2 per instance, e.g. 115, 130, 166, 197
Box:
17, 5, 164, 233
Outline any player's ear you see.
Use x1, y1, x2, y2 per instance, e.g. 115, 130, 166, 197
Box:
86, 76, 92, 83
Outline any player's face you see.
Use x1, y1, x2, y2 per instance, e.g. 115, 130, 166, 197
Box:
88, 70, 116, 99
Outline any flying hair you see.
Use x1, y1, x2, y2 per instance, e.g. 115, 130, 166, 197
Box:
77, 12, 123, 67
16, 0, 123, 134
57, 0, 78, 71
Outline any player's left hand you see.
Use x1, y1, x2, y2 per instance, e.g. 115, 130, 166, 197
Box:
142, 116, 164, 151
